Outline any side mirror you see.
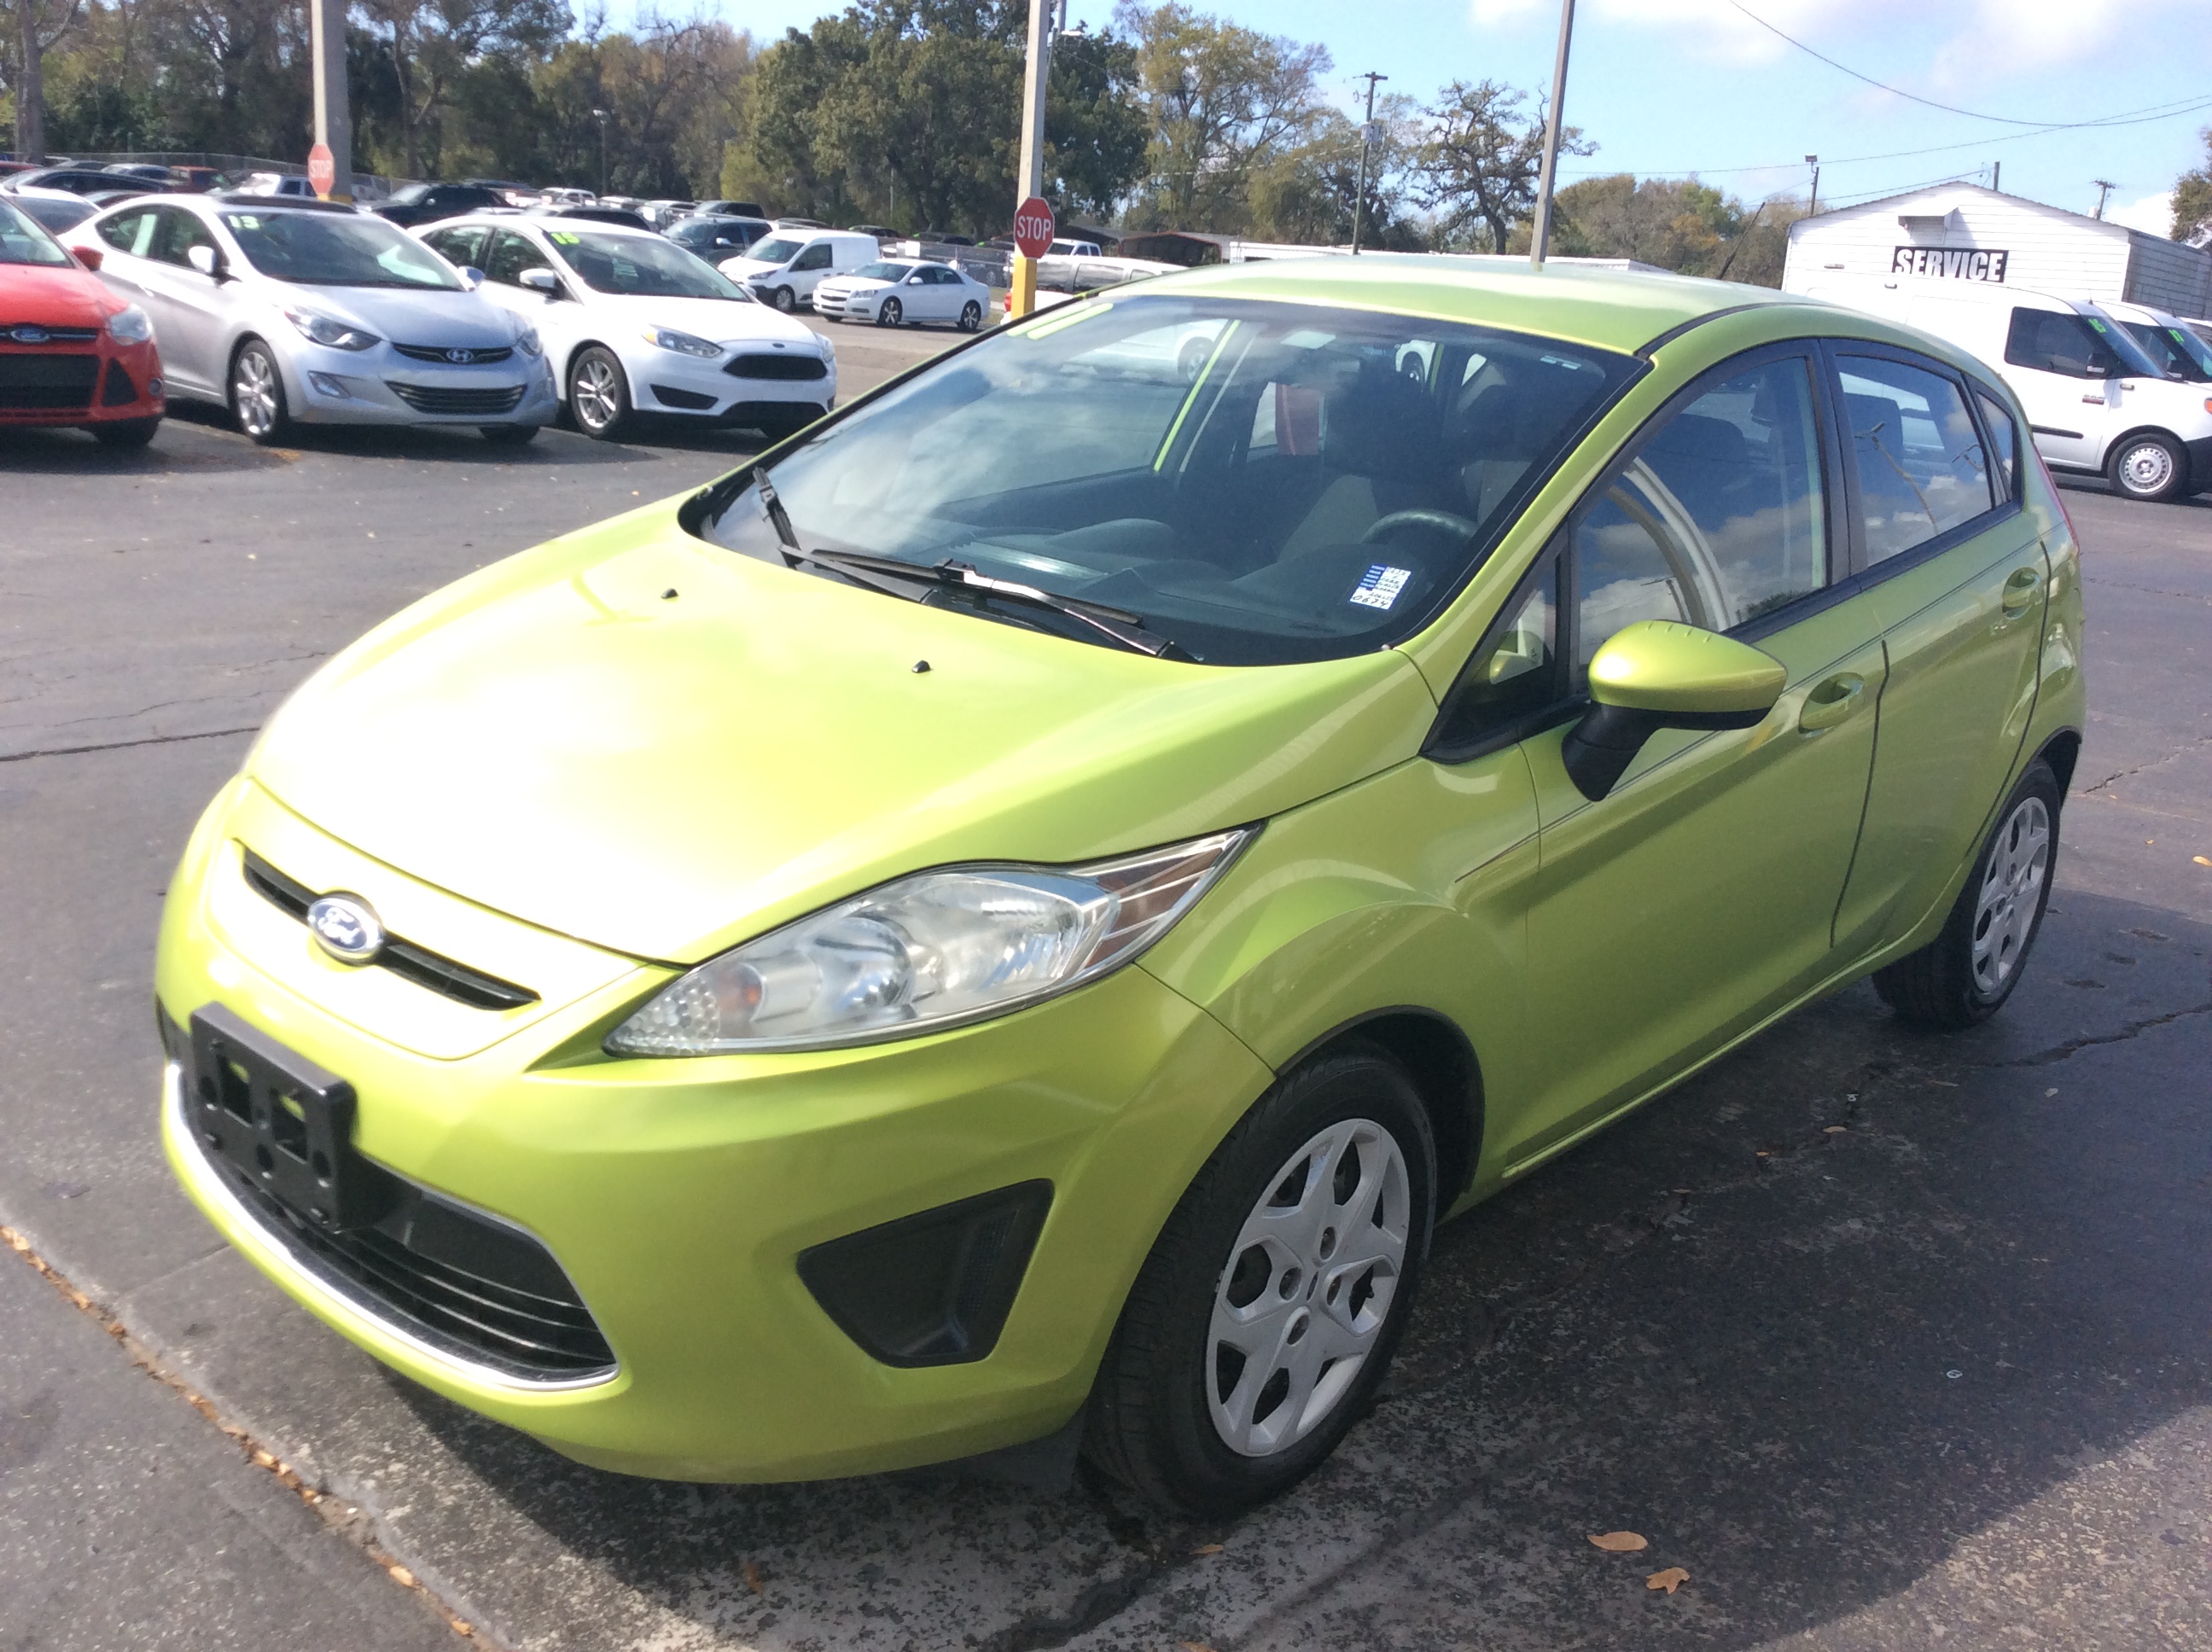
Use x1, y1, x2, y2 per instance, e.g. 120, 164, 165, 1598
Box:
1560, 620, 1785, 801
520, 268, 560, 296
186, 243, 224, 279
907, 273, 926, 284
457, 265, 486, 290
67, 243, 103, 272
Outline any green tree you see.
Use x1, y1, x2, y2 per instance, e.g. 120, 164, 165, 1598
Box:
1043, 26, 1147, 221
360, 0, 568, 177
1413, 78, 1586, 253
2174, 128, 2212, 244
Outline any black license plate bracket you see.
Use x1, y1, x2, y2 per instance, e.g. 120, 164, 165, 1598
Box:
186, 1003, 389, 1231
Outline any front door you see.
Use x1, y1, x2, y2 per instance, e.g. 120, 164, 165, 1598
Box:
1997, 306, 2121, 474
1509, 347, 1887, 1163
137, 206, 228, 394
1825, 346, 2047, 951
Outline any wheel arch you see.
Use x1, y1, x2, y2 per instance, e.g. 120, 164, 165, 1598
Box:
1276, 1007, 1483, 1211
2033, 726, 2082, 796
2102, 424, 2186, 476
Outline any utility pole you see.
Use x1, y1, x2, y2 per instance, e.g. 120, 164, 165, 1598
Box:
2092, 178, 2116, 218
1528, 0, 1576, 272
1989, 160, 2000, 195
1350, 71, 1387, 255
1009, 0, 1053, 320
309, 0, 352, 201
593, 109, 609, 196
1805, 154, 1819, 218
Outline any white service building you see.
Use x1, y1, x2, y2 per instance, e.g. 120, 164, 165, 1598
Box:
1784, 182, 2212, 317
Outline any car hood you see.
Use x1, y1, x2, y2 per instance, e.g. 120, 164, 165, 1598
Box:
265, 282, 521, 348
576, 290, 821, 349
3, 262, 114, 326
821, 276, 891, 295
247, 504, 1438, 964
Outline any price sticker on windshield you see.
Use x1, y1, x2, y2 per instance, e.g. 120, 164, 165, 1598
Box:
1348, 564, 1412, 610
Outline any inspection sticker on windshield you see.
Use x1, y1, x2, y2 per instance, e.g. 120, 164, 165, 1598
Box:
1349, 564, 1412, 610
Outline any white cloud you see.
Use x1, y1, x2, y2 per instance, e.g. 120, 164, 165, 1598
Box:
2105, 190, 2175, 236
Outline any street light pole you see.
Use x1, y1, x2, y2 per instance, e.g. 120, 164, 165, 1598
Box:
1009, 0, 1053, 320
309, 0, 352, 201
1350, 71, 1387, 255
1528, 0, 1576, 272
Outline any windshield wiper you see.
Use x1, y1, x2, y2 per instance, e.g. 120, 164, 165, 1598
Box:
751, 474, 944, 604
925, 559, 1188, 659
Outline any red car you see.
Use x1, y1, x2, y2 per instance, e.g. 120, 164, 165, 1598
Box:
0, 195, 163, 446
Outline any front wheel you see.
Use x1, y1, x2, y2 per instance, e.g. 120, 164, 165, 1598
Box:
1083, 1047, 1435, 1515
1873, 759, 2060, 1028
568, 346, 632, 441
2108, 433, 2186, 502
958, 300, 982, 333
771, 286, 795, 314
877, 297, 902, 328
229, 340, 289, 445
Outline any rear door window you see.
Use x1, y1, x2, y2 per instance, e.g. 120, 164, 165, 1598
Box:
1974, 389, 2020, 499
1836, 356, 1994, 564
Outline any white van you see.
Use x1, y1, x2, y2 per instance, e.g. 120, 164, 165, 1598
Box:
2098, 298, 2212, 389
1791, 273, 2212, 502
719, 230, 877, 313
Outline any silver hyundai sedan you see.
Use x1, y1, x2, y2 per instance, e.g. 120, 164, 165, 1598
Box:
72, 197, 558, 445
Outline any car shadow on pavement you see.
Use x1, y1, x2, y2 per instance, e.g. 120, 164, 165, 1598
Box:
0, 418, 293, 476
372, 883, 2212, 1650
140, 398, 779, 468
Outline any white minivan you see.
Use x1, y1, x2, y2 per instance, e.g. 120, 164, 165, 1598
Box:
2098, 298, 2212, 389
718, 230, 878, 313
1791, 273, 2212, 502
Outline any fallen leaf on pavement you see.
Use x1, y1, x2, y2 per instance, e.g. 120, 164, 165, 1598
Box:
1191, 1543, 1225, 1555
387, 1565, 416, 1589
1824, 1126, 1847, 1134
2195, 856, 2211, 868
1180, 1643, 1218, 1651
743, 1560, 764, 1596
1588, 1531, 1647, 1552
1647, 1567, 1690, 1594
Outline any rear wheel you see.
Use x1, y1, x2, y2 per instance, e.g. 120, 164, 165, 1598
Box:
1873, 759, 2059, 1029
877, 297, 903, 328
2108, 433, 2186, 502
958, 300, 983, 333
90, 416, 160, 449
229, 340, 288, 445
568, 347, 632, 441
1083, 1047, 1435, 1515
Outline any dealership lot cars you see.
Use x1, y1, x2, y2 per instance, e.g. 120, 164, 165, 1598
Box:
813, 257, 992, 329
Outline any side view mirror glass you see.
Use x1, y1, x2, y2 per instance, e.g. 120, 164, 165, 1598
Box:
520, 268, 560, 294
1561, 620, 1786, 801
186, 243, 221, 278
457, 265, 485, 289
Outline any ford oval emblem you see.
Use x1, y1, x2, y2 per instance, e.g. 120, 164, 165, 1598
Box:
11, 325, 50, 345
307, 893, 385, 965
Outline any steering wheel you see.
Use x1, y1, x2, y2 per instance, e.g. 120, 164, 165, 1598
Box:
1361, 509, 1480, 544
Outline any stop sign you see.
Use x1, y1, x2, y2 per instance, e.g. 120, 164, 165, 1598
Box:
1012, 196, 1056, 259
306, 143, 335, 196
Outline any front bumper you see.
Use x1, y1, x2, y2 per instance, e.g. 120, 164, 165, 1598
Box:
155, 778, 1269, 1480
628, 340, 836, 424
0, 335, 164, 427
813, 288, 879, 321
286, 340, 560, 428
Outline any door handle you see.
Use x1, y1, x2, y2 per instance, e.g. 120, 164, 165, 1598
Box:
2001, 566, 2042, 614
1798, 672, 1865, 733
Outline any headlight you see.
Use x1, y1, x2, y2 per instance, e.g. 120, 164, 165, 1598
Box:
643, 324, 720, 358
282, 306, 379, 351
515, 326, 543, 358
106, 304, 154, 345
604, 828, 1252, 1056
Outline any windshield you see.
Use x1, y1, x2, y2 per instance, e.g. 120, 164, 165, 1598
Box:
668, 219, 748, 248
747, 236, 804, 265
4, 195, 89, 247
0, 199, 73, 265
700, 295, 1637, 666
222, 212, 461, 288
852, 262, 917, 282
2121, 318, 2212, 382
544, 228, 749, 300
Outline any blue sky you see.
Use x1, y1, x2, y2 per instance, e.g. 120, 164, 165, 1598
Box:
699, 0, 2212, 230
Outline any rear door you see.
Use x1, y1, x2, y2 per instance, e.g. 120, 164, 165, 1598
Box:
1825, 345, 2046, 952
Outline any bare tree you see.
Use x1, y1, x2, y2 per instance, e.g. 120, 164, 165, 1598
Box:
6, 0, 88, 160
1413, 79, 1587, 253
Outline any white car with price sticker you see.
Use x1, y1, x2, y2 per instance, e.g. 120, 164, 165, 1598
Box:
812, 259, 991, 331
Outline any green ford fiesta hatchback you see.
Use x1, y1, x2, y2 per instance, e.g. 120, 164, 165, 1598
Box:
156, 259, 2083, 1514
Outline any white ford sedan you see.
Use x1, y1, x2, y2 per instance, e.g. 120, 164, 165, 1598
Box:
417, 217, 836, 442
813, 259, 991, 332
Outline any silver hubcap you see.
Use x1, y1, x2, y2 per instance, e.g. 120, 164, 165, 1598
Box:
880, 300, 899, 326
1208, 1118, 1409, 1457
2119, 442, 2174, 494
1971, 795, 2051, 997
962, 303, 980, 330
233, 351, 278, 435
573, 357, 620, 429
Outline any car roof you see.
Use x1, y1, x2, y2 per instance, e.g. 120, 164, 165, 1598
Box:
1119, 257, 1831, 358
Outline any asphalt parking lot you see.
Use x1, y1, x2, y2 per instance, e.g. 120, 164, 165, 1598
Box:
3, 329, 2209, 1651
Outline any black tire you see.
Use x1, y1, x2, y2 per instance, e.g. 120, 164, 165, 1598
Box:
2107, 433, 2187, 502
228, 339, 289, 445
1083, 1046, 1436, 1516
878, 296, 902, 328
771, 286, 795, 313
90, 416, 160, 449
567, 346, 632, 441
479, 423, 538, 445
1873, 759, 2061, 1029
958, 300, 983, 333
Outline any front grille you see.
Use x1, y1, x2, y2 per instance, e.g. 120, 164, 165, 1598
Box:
0, 352, 98, 409
2, 323, 99, 344
384, 381, 526, 415
163, 1011, 615, 1383
392, 343, 515, 366
242, 848, 538, 1011
725, 353, 829, 381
